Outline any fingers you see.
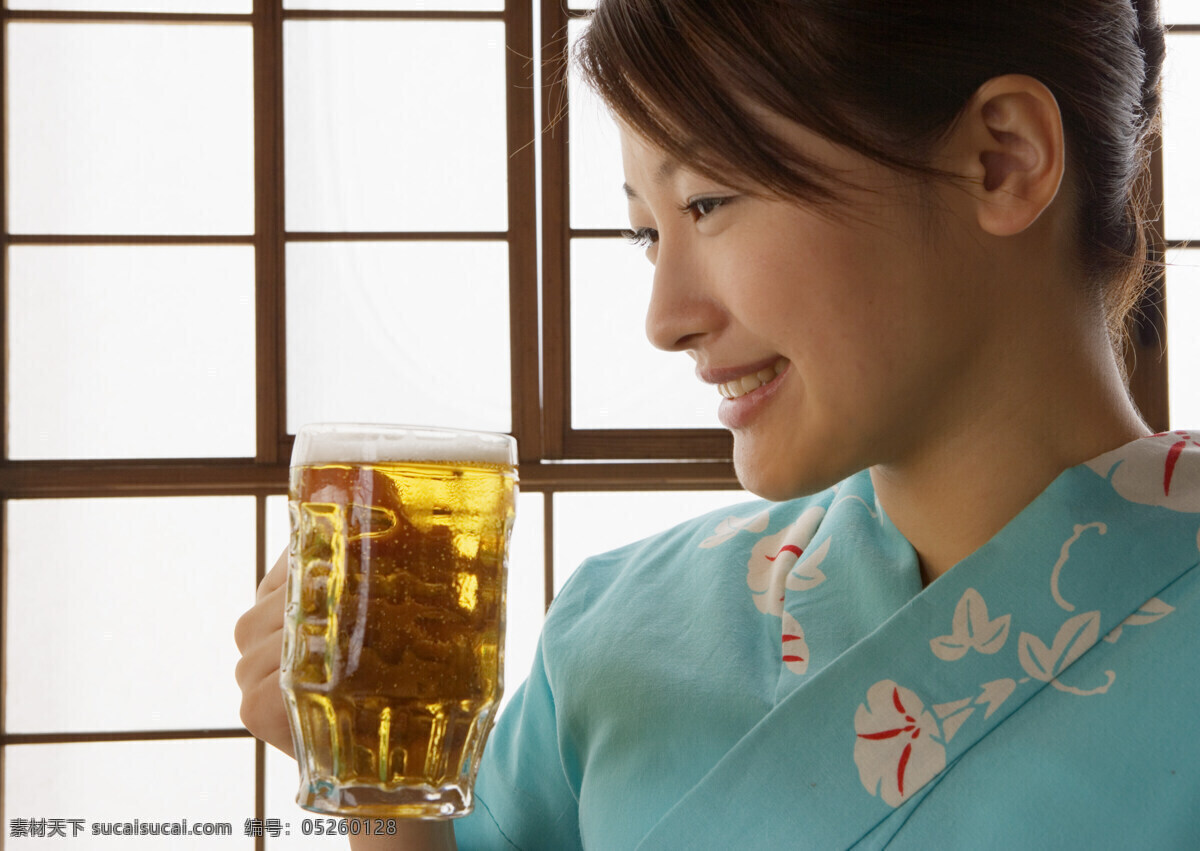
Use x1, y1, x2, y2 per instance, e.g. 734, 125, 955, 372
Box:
236, 549, 287, 653
234, 585, 293, 756
240, 674, 295, 758
257, 547, 289, 602
234, 578, 284, 653
236, 546, 296, 757
235, 631, 291, 756
233, 633, 282, 733
234, 623, 284, 689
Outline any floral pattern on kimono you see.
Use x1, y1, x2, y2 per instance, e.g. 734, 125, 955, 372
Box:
455, 433, 1200, 851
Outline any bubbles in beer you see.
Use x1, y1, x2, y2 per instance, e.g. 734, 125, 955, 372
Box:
280, 459, 515, 817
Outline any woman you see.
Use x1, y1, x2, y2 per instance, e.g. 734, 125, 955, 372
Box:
237, 0, 1199, 847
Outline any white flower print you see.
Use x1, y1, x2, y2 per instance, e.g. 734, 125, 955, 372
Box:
746, 507, 827, 617
699, 510, 770, 549
855, 681, 947, 808
1086, 430, 1200, 512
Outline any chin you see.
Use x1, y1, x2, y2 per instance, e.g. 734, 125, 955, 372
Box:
733, 441, 846, 503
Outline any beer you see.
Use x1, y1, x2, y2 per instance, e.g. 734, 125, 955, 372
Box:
281, 425, 517, 818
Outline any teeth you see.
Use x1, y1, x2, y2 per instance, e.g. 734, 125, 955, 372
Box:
718, 358, 787, 400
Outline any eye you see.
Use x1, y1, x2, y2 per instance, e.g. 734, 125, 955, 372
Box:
683, 196, 730, 221
622, 226, 659, 247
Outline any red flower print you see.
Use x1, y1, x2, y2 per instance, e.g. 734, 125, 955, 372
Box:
1086, 431, 1200, 512
746, 506, 827, 616
780, 611, 810, 675
854, 681, 947, 807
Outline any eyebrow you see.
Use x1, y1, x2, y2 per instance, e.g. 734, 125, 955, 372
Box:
623, 158, 681, 200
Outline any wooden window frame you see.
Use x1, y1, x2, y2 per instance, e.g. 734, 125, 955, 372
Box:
0, 3, 1188, 845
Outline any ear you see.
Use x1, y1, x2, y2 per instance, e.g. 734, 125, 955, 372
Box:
944, 74, 1066, 237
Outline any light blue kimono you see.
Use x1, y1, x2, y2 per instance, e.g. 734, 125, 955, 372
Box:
455, 432, 1200, 848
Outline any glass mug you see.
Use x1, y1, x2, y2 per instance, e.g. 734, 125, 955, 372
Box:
280, 423, 518, 818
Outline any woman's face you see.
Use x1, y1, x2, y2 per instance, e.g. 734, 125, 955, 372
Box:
621, 123, 988, 500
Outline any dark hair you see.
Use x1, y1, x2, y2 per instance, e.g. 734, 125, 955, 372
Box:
576, 0, 1165, 350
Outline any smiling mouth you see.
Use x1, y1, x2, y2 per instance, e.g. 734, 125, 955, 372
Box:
718, 358, 788, 400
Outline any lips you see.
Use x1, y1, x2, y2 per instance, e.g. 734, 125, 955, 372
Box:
717, 358, 789, 400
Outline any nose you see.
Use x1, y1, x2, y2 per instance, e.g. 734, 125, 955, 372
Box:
643, 241, 723, 353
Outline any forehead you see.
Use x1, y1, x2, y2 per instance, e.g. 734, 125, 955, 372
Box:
619, 128, 684, 200
618, 113, 883, 203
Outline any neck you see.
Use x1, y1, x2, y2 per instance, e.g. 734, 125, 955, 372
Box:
869, 297, 1149, 586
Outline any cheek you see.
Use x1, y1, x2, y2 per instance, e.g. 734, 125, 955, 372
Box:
753, 250, 898, 367
726, 212, 936, 370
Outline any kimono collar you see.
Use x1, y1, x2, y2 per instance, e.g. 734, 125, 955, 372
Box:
637, 430, 1200, 849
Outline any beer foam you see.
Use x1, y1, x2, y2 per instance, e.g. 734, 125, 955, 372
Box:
293, 423, 516, 467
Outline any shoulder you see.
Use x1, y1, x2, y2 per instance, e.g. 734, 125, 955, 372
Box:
1083, 429, 1200, 511
544, 474, 872, 623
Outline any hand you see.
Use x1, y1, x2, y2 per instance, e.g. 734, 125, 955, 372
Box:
236, 550, 459, 850
234, 548, 294, 756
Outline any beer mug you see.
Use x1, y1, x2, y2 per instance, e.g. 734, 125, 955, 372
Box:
280, 423, 517, 818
